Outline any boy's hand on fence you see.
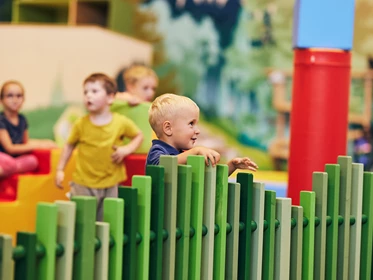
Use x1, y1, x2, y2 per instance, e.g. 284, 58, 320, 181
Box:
195, 147, 221, 167
55, 170, 65, 189
231, 157, 258, 172
111, 146, 131, 164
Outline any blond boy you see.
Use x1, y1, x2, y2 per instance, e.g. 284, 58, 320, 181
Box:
147, 93, 257, 175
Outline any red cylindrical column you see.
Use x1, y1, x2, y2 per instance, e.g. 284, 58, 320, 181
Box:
287, 49, 351, 205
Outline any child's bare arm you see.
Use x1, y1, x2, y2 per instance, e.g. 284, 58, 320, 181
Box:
55, 143, 75, 188
0, 129, 37, 155
111, 132, 143, 164
177, 146, 221, 166
227, 157, 258, 176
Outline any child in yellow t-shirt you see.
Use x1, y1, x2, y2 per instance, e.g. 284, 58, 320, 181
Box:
55, 73, 143, 221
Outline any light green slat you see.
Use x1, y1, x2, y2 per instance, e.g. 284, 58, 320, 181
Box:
262, 190, 276, 280
213, 164, 228, 280
300, 191, 315, 280
201, 162, 216, 280
55, 201, 76, 280
290, 206, 303, 280
94, 222, 109, 280
274, 198, 291, 280
312, 172, 327, 280
0, 234, 13, 280
251, 182, 265, 280
360, 172, 373, 279
187, 155, 205, 280
225, 182, 240, 280
133, 176, 152, 280
175, 165, 192, 280
35, 202, 58, 280
103, 198, 124, 280
325, 164, 340, 280
71, 196, 97, 280
349, 163, 363, 279
337, 156, 351, 280
159, 155, 178, 280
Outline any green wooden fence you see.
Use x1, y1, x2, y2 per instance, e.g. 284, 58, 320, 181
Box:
1, 155, 373, 279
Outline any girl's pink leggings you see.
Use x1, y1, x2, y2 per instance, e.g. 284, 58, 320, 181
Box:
0, 152, 38, 177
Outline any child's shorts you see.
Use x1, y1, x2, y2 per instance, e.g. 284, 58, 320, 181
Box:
69, 181, 118, 221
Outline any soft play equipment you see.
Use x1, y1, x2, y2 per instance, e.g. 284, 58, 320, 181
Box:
288, 0, 355, 205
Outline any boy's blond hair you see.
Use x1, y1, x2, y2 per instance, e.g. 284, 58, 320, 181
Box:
124, 64, 158, 87
149, 93, 199, 137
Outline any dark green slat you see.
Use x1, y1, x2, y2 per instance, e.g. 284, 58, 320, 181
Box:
118, 187, 138, 280
14, 232, 37, 280
360, 172, 373, 279
146, 165, 165, 280
236, 172, 253, 280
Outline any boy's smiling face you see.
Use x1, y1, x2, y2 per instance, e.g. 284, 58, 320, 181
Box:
167, 105, 200, 151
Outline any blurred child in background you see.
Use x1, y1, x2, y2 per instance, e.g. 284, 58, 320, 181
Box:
116, 64, 158, 105
0, 80, 57, 177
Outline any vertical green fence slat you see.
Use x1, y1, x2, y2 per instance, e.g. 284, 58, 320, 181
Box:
118, 187, 137, 280
0, 234, 13, 280
251, 182, 265, 279
175, 165, 192, 280
213, 164, 228, 280
159, 155, 178, 280
133, 176, 152, 280
225, 182, 240, 280
103, 198, 124, 280
55, 200, 76, 280
300, 191, 315, 280
325, 164, 340, 280
312, 172, 327, 280
71, 196, 96, 280
236, 173, 253, 279
360, 172, 373, 279
201, 163, 216, 280
274, 198, 291, 280
187, 155, 205, 280
349, 163, 363, 279
290, 206, 303, 280
262, 190, 276, 280
337, 156, 351, 280
14, 232, 37, 280
35, 202, 58, 280
94, 222, 109, 280
146, 165, 165, 280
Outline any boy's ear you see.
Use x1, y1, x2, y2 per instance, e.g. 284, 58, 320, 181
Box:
163, 121, 172, 136
108, 93, 115, 105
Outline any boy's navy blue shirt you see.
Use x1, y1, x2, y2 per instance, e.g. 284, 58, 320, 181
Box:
146, 139, 181, 166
